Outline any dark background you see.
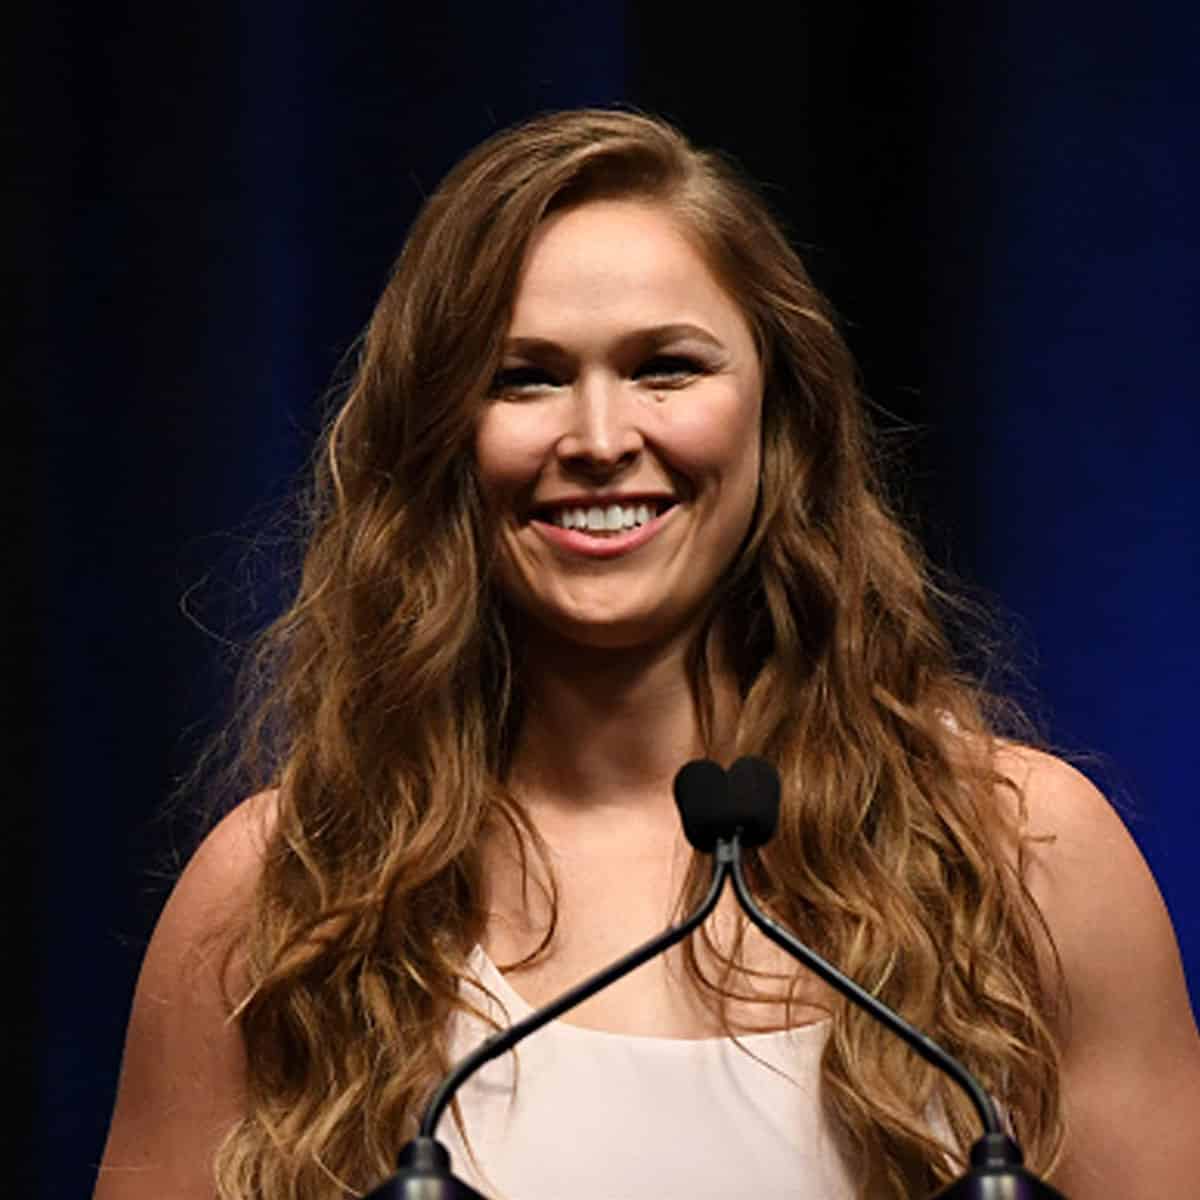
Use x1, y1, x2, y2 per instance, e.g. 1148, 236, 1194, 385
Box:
13, 4, 1198, 1197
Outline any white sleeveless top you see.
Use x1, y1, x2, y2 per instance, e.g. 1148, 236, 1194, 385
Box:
438, 948, 857, 1200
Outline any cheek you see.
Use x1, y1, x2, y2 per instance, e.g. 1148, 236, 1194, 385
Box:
472, 409, 506, 493
711, 405, 764, 545
473, 407, 543, 503
668, 397, 762, 496
728, 442, 763, 548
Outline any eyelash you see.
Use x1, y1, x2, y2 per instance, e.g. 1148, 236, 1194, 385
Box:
489, 366, 556, 394
489, 356, 708, 396
638, 355, 707, 385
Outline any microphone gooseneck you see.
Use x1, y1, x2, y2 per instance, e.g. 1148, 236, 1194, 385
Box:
725, 754, 1003, 1137
724, 756, 1064, 1199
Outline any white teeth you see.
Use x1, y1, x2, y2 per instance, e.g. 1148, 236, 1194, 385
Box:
549, 502, 661, 532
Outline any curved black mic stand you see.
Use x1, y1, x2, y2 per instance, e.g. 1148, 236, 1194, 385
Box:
362, 767, 736, 1199
725, 757, 1065, 1199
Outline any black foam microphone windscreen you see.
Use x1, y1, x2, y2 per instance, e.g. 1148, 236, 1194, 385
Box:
726, 756, 781, 848
672, 758, 733, 852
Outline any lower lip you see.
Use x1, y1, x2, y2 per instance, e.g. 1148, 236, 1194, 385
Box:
530, 507, 677, 559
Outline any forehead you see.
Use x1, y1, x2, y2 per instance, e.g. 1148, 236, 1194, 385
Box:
507, 199, 754, 349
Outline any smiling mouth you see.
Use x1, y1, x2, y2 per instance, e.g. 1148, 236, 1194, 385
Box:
534, 500, 676, 536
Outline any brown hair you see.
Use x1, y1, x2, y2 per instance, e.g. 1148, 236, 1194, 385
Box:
214, 108, 1062, 1198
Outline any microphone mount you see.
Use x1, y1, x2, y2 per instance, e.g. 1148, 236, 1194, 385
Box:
365, 757, 1065, 1198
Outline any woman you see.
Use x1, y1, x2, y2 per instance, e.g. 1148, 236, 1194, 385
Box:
94, 110, 1200, 1199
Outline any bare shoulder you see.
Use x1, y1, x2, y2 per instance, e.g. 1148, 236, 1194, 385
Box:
991, 746, 1146, 917
990, 744, 1182, 1018
990, 746, 1175, 989
992, 746, 1200, 1196
166, 790, 278, 935
135, 790, 278, 992
990, 741, 1118, 841
93, 791, 279, 1200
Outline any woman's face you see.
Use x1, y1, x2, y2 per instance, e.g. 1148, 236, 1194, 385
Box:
474, 199, 763, 651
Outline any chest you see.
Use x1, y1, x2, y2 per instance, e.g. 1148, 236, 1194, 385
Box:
480, 831, 832, 1038
443, 949, 849, 1200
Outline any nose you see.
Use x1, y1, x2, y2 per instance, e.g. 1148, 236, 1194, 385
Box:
554, 372, 643, 476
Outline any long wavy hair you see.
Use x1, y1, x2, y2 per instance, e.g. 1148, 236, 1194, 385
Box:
212, 109, 1064, 1198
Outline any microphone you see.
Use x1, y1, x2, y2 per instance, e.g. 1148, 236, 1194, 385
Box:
722, 756, 1065, 1200
363, 758, 739, 1199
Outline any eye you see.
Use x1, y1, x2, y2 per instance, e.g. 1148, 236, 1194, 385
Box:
489, 365, 560, 396
636, 355, 708, 387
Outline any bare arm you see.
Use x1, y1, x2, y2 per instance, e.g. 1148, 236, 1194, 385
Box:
92, 795, 274, 1200
1010, 750, 1200, 1197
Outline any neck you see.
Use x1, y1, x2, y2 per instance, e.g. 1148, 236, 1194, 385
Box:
507, 625, 739, 821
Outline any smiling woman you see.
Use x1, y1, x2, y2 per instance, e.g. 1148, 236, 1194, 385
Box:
93, 110, 1200, 1200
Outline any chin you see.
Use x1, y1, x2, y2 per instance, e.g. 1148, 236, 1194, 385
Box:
521, 602, 703, 655
495, 570, 713, 655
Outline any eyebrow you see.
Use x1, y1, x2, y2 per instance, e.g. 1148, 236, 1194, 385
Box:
501, 323, 726, 360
